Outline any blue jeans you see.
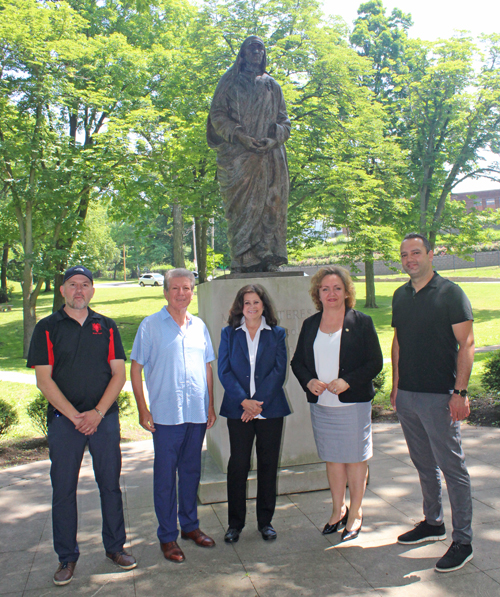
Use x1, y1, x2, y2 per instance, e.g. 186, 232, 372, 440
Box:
152, 422, 207, 544
396, 390, 473, 544
48, 410, 125, 562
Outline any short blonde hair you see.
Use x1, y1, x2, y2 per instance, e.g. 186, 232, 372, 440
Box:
309, 266, 356, 311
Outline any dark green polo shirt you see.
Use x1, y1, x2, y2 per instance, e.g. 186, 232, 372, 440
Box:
392, 273, 473, 394
27, 306, 126, 423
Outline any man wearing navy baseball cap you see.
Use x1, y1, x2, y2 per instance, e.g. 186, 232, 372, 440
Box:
27, 266, 137, 585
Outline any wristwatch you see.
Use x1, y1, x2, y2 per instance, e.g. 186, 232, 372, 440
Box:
453, 388, 468, 397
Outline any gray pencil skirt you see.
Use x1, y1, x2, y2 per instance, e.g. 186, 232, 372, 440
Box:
310, 401, 373, 463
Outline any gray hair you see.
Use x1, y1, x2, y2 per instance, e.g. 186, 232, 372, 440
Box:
164, 268, 195, 291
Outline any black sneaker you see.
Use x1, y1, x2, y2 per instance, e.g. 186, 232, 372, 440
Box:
397, 520, 446, 545
435, 542, 473, 572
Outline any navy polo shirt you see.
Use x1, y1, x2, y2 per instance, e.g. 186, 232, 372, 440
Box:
392, 273, 473, 394
27, 306, 126, 423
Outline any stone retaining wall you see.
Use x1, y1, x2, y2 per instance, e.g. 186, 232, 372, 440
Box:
283, 250, 500, 276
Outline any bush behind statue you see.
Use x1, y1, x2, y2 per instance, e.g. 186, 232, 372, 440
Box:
26, 391, 134, 437
0, 398, 19, 436
482, 350, 500, 396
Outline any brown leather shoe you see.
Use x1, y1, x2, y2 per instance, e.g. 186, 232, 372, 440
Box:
160, 541, 185, 562
106, 550, 137, 569
53, 561, 76, 586
180, 528, 216, 548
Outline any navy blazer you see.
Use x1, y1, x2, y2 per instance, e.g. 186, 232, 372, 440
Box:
218, 325, 291, 419
290, 308, 383, 404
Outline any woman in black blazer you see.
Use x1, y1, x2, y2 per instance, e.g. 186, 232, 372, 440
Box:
291, 266, 382, 542
218, 284, 290, 544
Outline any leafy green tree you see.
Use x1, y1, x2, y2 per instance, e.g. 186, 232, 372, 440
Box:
344, 0, 413, 306
350, 0, 412, 99
0, 0, 150, 352
393, 34, 500, 248
70, 203, 120, 274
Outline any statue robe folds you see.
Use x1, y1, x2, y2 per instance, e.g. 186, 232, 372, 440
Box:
207, 69, 291, 271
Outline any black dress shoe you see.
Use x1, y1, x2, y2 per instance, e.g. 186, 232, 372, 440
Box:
224, 528, 241, 543
259, 525, 277, 541
322, 507, 349, 535
341, 517, 363, 542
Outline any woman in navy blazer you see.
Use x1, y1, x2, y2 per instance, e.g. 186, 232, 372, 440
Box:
218, 284, 290, 544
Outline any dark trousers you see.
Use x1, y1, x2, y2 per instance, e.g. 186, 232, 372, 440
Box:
152, 422, 207, 544
47, 411, 125, 563
227, 417, 284, 530
396, 390, 473, 544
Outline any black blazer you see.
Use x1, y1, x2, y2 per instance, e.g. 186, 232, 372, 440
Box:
290, 308, 383, 404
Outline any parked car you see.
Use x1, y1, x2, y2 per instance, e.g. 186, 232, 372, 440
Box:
139, 273, 164, 287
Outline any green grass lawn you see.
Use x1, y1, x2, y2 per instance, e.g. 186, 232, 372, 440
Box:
1, 277, 498, 369
1, 275, 499, 435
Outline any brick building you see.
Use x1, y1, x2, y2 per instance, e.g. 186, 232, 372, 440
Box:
450, 188, 500, 212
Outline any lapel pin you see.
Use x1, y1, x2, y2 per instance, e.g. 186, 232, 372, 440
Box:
345, 328, 349, 332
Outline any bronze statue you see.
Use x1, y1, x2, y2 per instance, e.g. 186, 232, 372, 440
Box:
207, 36, 291, 273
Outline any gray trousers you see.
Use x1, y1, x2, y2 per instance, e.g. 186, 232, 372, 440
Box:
396, 389, 473, 544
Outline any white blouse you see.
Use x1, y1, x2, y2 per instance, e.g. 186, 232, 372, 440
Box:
237, 316, 271, 418
313, 329, 354, 408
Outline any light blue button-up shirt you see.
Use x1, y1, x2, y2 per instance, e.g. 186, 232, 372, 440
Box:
131, 307, 215, 425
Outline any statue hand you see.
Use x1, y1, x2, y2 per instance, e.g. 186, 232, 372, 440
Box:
235, 129, 261, 151
256, 137, 278, 153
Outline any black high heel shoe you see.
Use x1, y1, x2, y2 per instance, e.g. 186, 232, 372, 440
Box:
341, 516, 363, 542
322, 507, 349, 535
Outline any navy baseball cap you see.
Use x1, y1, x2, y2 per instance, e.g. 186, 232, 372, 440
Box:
63, 265, 94, 284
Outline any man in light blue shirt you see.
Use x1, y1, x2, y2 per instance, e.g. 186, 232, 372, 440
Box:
131, 269, 216, 563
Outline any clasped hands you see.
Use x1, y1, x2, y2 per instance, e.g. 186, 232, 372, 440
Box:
74, 409, 102, 436
307, 378, 349, 396
235, 129, 278, 154
241, 398, 263, 422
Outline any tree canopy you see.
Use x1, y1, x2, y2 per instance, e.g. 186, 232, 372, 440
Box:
1, 0, 499, 352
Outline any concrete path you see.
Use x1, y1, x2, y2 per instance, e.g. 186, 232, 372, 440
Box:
1, 423, 499, 596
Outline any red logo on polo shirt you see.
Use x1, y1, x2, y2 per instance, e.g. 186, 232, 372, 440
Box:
92, 323, 102, 335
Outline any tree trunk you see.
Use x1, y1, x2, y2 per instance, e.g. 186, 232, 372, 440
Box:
364, 258, 378, 308
1, 243, 8, 291
22, 261, 44, 358
44, 278, 51, 292
172, 202, 185, 268
194, 217, 208, 283
52, 272, 65, 312
17, 200, 44, 357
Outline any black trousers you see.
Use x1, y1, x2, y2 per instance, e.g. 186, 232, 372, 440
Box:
226, 417, 284, 530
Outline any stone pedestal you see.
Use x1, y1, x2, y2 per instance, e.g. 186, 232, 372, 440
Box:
197, 272, 329, 503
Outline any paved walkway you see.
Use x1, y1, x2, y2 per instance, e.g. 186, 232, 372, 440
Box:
1, 423, 499, 596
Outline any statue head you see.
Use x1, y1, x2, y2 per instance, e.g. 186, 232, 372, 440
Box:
236, 36, 266, 75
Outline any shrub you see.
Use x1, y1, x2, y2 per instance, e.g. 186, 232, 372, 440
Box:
0, 399, 19, 436
0, 288, 8, 304
482, 350, 500, 395
26, 391, 133, 435
373, 369, 386, 395
26, 393, 49, 437
117, 391, 134, 416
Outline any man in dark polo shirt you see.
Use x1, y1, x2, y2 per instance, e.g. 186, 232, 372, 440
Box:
391, 233, 475, 573
27, 265, 136, 586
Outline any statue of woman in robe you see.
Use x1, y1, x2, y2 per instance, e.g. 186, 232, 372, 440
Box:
207, 36, 291, 272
